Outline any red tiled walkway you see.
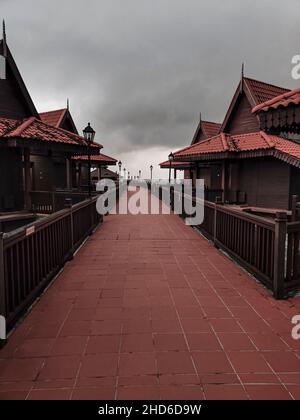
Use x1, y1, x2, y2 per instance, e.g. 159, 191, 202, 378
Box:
1, 210, 300, 400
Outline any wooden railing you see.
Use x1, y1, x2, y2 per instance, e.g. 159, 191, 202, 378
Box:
0, 197, 102, 332
30, 191, 90, 214
170, 189, 300, 299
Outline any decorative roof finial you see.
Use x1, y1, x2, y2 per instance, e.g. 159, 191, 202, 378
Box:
67, 98, 69, 110
240, 62, 245, 93
2, 19, 7, 58
199, 112, 202, 123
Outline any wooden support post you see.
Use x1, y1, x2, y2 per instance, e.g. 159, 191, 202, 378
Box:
24, 148, 31, 211
66, 158, 72, 190
0, 232, 7, 347
273, 212, 287, 299
291, 195, 298, 221
221, 161, 226, 203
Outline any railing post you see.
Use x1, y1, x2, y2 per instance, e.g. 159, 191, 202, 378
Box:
273, 212, 287, 299
0, 232, 7, 347
213, 197, 223, 246
65, 199, 74, 260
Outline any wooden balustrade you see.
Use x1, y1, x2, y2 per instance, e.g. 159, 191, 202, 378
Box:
170, 188, 300, 299
0, 197, 102, 332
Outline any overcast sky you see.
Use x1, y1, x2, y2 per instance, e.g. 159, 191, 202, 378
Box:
2, 0, 300, 178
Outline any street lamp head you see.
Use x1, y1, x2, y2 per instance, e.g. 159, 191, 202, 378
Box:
150, 165, 153, 170
168, 152, 174, 162
83, 122, 96, 144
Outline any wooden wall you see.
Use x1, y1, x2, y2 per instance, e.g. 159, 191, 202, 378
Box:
225, 94, 260, 135
30, 154, 67, 191
237, 157, 290, 209
0, 65, 31, 119
0, 148, 24, 211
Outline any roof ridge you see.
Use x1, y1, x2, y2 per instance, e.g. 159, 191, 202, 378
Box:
260, 130, 275, 148
220, 133, 229, 151
8, 116, 36, 137
39, 108, 68, 115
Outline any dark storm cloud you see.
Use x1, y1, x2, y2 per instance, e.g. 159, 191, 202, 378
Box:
2, 0, 300, 158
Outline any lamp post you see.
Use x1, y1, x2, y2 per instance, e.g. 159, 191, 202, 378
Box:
168, 152, 174, 184
118, 161, 122, 176
139, 170, 141, 179
83, 122, 96, 198
128, 171, 130, 180
150, 165, 153, 181
123, 168, 126, 179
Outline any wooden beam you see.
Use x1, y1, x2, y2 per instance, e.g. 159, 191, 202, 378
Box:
23, 148, 31, 210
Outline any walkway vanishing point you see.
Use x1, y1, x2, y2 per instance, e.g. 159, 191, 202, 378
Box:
0, 193, 300, 400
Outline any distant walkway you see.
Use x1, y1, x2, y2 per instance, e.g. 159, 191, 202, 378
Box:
0, 208, 300, 400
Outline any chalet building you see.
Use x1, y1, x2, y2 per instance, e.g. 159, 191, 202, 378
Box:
160, 118, 221, 181
39, 107, 118, 189
168, 74, 300, 210
0, 25, 117, 214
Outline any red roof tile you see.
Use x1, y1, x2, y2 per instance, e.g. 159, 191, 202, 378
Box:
252, 87, 300, 113
72, 153, 117, 164
202, 121, 221, 137
174, 131, 300, 165
39, 109, 67, 128
0, 117, 102, 148
160, 160, 191, 169
244, 77, 290, 105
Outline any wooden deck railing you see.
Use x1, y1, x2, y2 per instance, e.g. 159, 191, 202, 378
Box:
30, 191, 90, 214
169, 188, 300, 299
0, 197, 102, 332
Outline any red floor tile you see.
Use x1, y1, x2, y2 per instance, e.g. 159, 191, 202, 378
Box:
209, 319, 243, 333
85, 336, 120, 354
79, 354, 118, 378
186, 333, 222, 351
119, 353, 157, 376
262, 352, 300, 373
0, 358, 44, 382
203, 384, 248, 400
0, 391, 28, 400
38, 356, 80, 380
14, 339, 54, 358
51, 337, 87, 356
217, 333, 256, 351
249, 333, 288, 351
154, 334, 188, 351
245, 384, 292, 400
28, 389, 72, 400
121, 334, 154, 352
192, 352, 234, 374
227, 351, 273, 373
91, 320, 122, 335
181, 319, 212, 333
71, 387, 115, 400
117, 386, 159, 400
160, 385, 204, 400
156, 352, 195, 375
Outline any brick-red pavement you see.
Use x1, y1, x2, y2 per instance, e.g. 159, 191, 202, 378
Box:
1, 211, 300, 400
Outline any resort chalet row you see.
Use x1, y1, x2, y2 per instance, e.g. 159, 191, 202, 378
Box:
161, 73, 300, 211
0, 24, 118, 215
